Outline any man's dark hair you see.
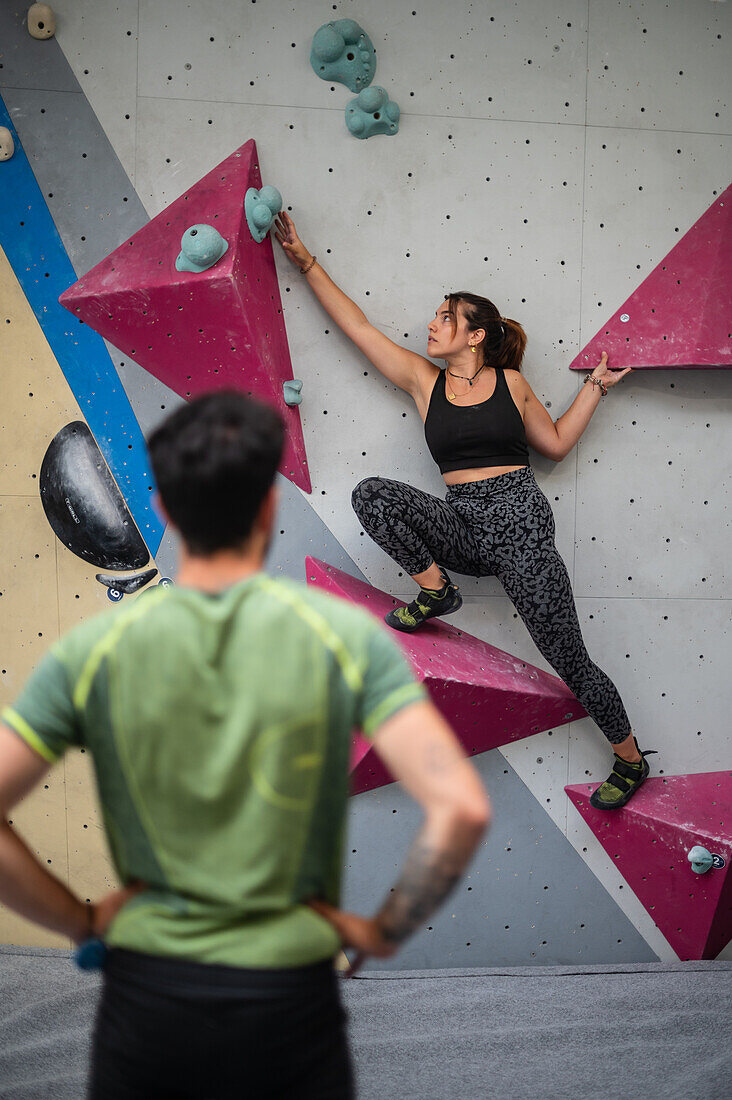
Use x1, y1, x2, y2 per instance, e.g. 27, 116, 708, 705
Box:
148, 392, 284, 555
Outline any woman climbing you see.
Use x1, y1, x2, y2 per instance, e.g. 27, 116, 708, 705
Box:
273, 211, 656, 810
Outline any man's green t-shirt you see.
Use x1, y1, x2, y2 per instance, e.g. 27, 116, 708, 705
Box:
3, 574, 426, 968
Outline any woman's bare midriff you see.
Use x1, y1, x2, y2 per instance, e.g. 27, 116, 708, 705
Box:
442, 465, 528, 485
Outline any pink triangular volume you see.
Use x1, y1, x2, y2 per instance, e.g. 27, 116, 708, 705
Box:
59, 139, 311, 492
567, 772, 732, 959
306, 557, 586, 794
570, 184, 732, 371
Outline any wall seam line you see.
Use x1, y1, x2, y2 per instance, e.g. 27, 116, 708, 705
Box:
129, 95, 732, 138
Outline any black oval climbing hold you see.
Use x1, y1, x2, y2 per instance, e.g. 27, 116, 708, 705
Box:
40, 422, 150, 570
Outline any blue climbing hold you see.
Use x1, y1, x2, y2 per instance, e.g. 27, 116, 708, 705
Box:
283, 379, 303, 406
687, 846, 714, 874
311, 19, 375, 93
74, 937, 108, 971
245, 185, 282, 243
175, 224, 229, 273
346, 87, 400, 139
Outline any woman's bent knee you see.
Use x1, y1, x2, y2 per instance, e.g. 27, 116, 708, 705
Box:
351, 477, 387, 516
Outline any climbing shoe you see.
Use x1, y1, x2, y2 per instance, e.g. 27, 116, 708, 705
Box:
589, 739, 658, 811
385, 570, 462, 633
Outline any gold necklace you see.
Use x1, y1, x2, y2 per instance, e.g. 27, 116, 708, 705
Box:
446, 363, 485, 401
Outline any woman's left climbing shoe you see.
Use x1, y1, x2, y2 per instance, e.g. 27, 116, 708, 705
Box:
590, 739, 658, 811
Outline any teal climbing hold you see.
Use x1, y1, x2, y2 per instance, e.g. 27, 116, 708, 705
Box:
687, 845, 714, 874
283, 379, 303, 406
245, 185, 282, 243
346, 87, 400, 139
310, 19, 375, 93
175, 224, 229, 272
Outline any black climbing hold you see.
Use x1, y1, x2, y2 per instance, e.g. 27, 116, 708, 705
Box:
95, 568, 159, 594
40, 422, 150, 570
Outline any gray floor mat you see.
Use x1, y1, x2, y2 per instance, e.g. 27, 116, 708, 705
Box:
1, 948, 730, 1099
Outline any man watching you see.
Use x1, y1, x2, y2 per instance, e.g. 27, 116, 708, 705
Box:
0, 392, 490, 1099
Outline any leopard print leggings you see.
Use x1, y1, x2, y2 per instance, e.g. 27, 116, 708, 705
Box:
351, 466, 632, 745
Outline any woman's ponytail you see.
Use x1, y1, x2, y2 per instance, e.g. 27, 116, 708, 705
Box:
494, 316, 527, 374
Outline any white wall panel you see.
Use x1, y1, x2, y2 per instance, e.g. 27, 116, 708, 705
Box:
587, 0, 731, 134
137, 0, 589, 124
575, 367, 731, 598
572, 596, 731, 776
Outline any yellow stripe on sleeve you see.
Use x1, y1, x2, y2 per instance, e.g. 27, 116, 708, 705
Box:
362, 683, 427, 738
1, 707, 59, 764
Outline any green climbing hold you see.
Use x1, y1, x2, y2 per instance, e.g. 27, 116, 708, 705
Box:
346, 87, 400, 140
687, 846, 714, 874
310, 19, 375, 93
283, 380, 303, 406
175, 224, 229, 273
245, 185, 282, 243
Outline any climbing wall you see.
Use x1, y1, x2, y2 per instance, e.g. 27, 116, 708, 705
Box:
0, 0, 730, 963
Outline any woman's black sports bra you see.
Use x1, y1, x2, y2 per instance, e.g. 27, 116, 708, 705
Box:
424, 367, 530, 474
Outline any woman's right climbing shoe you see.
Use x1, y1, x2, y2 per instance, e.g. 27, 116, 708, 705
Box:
385, 572, 462, 633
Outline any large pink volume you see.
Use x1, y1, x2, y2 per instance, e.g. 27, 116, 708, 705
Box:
570, 183, 731, 371
59, 140, 311, 492
567, 772, 732, 959
306, 557, 585, 795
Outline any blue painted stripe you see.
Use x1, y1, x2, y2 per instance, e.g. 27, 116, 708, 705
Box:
0, 94, 164, 555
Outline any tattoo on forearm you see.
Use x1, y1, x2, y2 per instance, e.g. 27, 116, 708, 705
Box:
375, 833, 466, 945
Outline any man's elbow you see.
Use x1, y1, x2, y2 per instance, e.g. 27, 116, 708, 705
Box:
452, 794, 492, 833
472, 799, 492, 832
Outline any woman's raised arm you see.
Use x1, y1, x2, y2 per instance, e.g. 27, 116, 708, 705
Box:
273, 211, 434, 398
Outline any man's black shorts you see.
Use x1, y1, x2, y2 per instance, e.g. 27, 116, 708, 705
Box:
88, 948, 354, 1099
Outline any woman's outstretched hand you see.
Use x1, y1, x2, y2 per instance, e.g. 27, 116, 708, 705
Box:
593, 351, 633, 388
273, 211, 311, 270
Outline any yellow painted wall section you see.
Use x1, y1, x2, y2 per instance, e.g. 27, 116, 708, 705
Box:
0, 245, 158, 946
